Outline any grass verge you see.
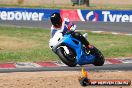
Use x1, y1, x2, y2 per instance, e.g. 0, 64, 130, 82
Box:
0, 26, 131, 63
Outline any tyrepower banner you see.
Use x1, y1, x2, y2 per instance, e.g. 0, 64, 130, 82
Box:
60, 9, 132, 22
0, 8, 59, 21
0, 8, 132, 22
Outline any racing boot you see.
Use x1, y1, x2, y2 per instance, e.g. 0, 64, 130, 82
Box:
85, 45, 94, 54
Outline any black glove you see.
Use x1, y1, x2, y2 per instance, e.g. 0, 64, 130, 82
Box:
65, 31, 74, 35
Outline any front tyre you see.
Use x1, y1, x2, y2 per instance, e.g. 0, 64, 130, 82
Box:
56, 46, 77, 67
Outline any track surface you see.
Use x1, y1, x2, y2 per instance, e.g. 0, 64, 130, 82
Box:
0, 63, 132, 73
1, 21, 132, 33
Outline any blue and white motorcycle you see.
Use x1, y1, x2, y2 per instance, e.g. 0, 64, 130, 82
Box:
49, 30, 105, 67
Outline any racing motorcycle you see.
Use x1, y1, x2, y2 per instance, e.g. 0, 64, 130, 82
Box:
49, 30, 105, 67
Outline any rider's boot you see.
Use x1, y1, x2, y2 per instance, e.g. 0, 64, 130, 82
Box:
85, 45, 94, 54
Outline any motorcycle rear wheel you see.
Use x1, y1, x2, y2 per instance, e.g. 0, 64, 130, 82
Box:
90, 46, 105, 66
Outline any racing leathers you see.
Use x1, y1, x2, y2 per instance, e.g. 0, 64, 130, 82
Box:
50, 18, 90, 48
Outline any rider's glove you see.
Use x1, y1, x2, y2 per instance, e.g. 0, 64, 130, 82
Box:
70, 24, 76, 31
66, 31, 74, 35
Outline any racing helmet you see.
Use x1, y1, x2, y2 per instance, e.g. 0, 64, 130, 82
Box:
50, 12, 62, 28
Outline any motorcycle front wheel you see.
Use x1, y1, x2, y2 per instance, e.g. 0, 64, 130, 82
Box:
56, 46, 77, 67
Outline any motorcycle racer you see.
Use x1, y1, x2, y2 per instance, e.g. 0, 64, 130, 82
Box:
50, 12, 92, 50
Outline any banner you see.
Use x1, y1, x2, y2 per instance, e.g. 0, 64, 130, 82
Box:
60, 9, 132, 22
0, 8, 132, 22
0, 8, 60, 21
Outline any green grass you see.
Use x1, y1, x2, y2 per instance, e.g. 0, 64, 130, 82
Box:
0, 4, 132, 10
0, 26, 131, 63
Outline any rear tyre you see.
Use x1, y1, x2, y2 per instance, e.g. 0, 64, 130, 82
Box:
90, 46, 105, 66
56, 46, 77, 67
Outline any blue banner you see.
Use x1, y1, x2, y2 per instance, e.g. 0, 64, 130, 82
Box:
79, 10, 132, 22
0, 8, 60, 21
0, 8, 132, 22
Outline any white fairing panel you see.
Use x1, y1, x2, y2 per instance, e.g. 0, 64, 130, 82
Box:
49, 30, 63, 48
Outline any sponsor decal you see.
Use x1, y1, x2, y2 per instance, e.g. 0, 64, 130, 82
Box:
80, 10, 132, 22
102, 11, 132, 22
0, 8, 60, 21
77, 10, 99, 22
0, 11, 44, 21
86, 11, 98, 22
74, 10, 132, 22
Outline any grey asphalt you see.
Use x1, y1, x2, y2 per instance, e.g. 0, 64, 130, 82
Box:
0, 21, 132, 33
0, 63, 132, 73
